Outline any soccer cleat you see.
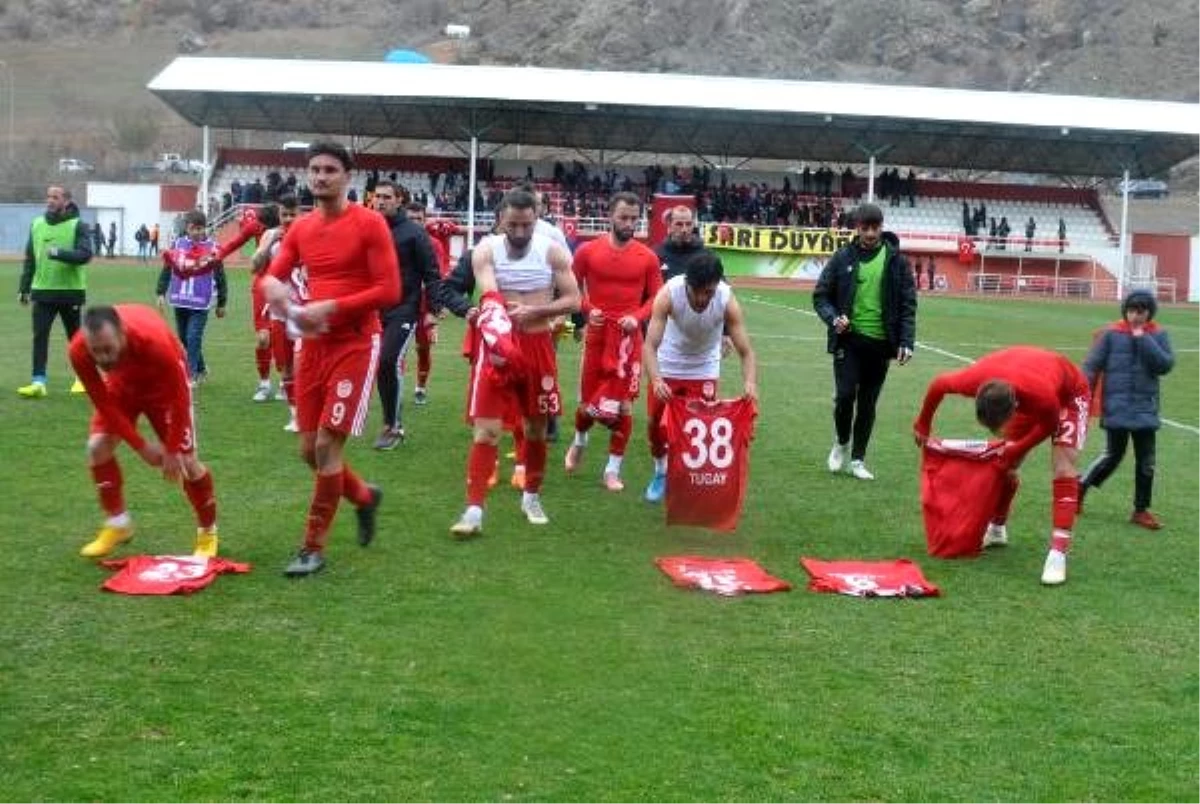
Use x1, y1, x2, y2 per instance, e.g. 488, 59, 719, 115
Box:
849, 459, 875, 481
414, 387, 428, 406
193, 527, 219, 558
827, 442, 849, 473
283, 418, 299, 433
450, 510, 483, 539
70, 379, 86, 394
373, 426, 405, 451
17, 381, 47, 399
284, 549, 325, 577
251, 385, 272, 402
644, 472, 667, 503
1130, 510, 1163, 530
521, 496, 549, 526
1040, 549, 1067, 585
603, 471, 625, 492
356, 485, 383, 547
510, 466, 526, 490
80, 524, 133, 558
564, 443, 584, 473
273, 389, 288, 402
982, 523, 1009, 548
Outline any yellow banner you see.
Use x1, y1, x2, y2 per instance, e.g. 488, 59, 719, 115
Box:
702, 223, 852, 256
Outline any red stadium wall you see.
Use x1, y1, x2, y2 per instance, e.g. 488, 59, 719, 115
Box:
160, 184, 198, 212
1132, 232, 1192, 300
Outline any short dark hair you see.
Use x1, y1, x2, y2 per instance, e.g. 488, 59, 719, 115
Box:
277, 194, 299, 212
684, 252, 724, 289
404, 201, 425, 214
374, 179, 399, 196
256, 203, 281, 229
183, 209, 207, 228
855, 203, 884, 227
975, 379, 1017, 432
83, 305, 122, 335
501, 188, 538, 213
306, 141, 354, 171
608, 192, 641, 213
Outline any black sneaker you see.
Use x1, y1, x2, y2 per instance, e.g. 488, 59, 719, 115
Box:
284, 549, 325, 577
356, 484, 383, 547
414, 388, 428, 406
373, 426, 405, 451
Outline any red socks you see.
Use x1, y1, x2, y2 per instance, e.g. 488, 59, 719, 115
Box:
417, 344, 431, 387
609, 414, 632, 457
524, 439, 547, 493
574, 408, 594, 435
467, 442, 499, 505
341, 465, 373, 507
304, 471, 344, 551
91, 459, 125, 517
183, 470, 217, 529
992, 474, 1020, 525
1052, 476, 1079, 531
255, 347, 271, 381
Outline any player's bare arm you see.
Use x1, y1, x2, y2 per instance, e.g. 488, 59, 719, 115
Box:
250, 227, 280, 272
471, 239, 498, 296
642, 287, 673, 402
724, 296, 758, 400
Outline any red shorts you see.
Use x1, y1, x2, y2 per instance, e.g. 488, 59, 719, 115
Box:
1005, 393, 1090, 452
467, 330, 560, 422
646, 377, 718, 430
269, 319, 296, 374
293, 333, 380, 436
250, 274, 270, 332
90, 385, 197, 454
579, 329, 641, 410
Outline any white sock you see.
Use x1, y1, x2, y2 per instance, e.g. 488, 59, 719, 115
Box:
573, 430, 589, 448
653, 456, 667, 475
605, 454, 623, 476
522, 491, 540, 507
464, 504, 483, 522
415, 385, 426, 394
288, 405, 296, 418
258, 379, 271, 389
513, 463, 525, 473
106, 512, 131, 528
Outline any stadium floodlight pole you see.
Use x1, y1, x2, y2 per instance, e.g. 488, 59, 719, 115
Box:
467, 134, 478, 244
867, 154, 876, 203
200, 124, 210, 212
1118, 167, 1130, 298
0, 60, 13, 163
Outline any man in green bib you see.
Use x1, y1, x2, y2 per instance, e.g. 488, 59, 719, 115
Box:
813, 203, 917, 480
17, 185, 93, 398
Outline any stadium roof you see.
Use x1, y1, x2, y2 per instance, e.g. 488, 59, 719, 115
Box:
147, 57, 1200, 178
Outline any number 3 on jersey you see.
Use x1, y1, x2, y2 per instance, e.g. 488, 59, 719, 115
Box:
681, 416, 734, 470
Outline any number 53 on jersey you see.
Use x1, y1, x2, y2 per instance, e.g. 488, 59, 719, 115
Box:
662, 396, 757, 532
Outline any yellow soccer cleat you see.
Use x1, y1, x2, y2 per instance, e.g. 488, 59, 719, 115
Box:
80, 525, 133, 558
70, 378, 86, 394
193, 527, 219, 558
17, 382, 47, 399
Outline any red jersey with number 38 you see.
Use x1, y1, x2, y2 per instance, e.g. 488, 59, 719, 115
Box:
663, 396, 757, 531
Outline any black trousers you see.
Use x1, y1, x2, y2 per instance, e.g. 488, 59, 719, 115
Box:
376, 315, 418, 429
832, 333, 892, 461
31, 300, 82, 379
1082, 428, 1157, 511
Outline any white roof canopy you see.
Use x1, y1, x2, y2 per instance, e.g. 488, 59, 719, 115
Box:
148, 57, 1200, 177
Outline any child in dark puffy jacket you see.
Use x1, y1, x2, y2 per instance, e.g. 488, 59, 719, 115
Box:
1079, 290, 1174, 529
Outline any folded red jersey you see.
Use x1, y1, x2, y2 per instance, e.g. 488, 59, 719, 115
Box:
800, 558, 941, 598
656, 556, 791, 596
100, 555, 251, 595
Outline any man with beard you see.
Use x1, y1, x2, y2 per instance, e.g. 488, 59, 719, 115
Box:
450, 188, 580, 537
655, 205, 707, 282
69, 305, 220, 558
262, 142, 400, 576
812, 203, 917, 481
563, 192, 663, 491
17, 185, 93, 397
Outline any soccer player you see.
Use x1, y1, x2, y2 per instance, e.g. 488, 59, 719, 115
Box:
450, 188, 580, 537
69, 305, 219, 558
912, 346, 1090, 586
249, 196, 301, 429
372, 182, 442, 449
813, 203, 917, 480
642, 252, 757, 502
155, 210, 227, 386
261, 142, 400, 577
563, 192, 663, 491
241, 203, 288, 402
406, 203, 453, 406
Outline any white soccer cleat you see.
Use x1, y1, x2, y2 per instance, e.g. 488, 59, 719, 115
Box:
827, 442, 849, 473
982, 523, 1009, 548
283, 418, 299, 433
849, 459, 874, 481
521, 496, 549, 526
450, 508, 483, 539
1041, 550, 1067, 585
252, 384, 272, 402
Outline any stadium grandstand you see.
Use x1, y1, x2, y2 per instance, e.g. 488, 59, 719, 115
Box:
148, 57, 1200, 302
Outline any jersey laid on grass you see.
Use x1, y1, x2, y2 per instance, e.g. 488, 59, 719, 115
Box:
655, 556, 790, 596
663, 396, 756, 531
100, 555, 251, 595
800, 558, 940, 598
921, 438, 1009, 558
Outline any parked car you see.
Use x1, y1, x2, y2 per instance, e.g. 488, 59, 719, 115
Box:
1118, 178, 1170, 199
58, 157, 94, 173
155, 153, 207, 174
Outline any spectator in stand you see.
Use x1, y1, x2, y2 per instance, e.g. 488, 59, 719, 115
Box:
906, 169, 917, 207
90, 222, 104, 257
997, 216, 1011, 251
1058, 218, 1067, 253
135, 224, 150, 262
107, 222, 117, 258
926, 256, 936, 291
1025, 217, 1037, 251
988, 218, 998, 250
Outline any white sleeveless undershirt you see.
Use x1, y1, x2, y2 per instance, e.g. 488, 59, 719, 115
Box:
488, 232, 555, 294
657, 275, 731, 380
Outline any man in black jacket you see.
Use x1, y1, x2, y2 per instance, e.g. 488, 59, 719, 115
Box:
812, 203, 917, 480
655, 204, 708, 282
372, 180, 442, 450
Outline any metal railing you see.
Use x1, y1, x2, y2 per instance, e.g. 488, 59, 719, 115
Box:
967, 272, 1176, 302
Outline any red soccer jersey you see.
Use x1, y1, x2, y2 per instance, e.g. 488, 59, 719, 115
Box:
215, 216, 266, 262
655, 556, 791, 596
572, 236, 663, 323
800, 558, 941, 598
267, 204, 400, 337
914, 346, 1089, 460
920, 439, 1009, 558
100, 555, 251, 595
663, 396, 757, 532
68, 304, 191, 453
